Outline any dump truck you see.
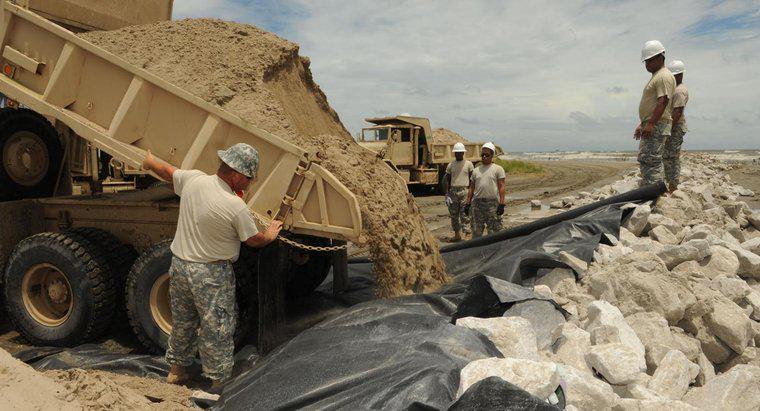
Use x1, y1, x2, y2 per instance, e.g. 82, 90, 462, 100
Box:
358, 115, 485, 193
0, 1, 361, 354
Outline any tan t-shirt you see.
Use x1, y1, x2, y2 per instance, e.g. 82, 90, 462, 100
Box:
672, 83, 689, 128
639, 66, 676, 126
170, 170, 259, 263
446, 160, 474, 188
471, 163, 506, 200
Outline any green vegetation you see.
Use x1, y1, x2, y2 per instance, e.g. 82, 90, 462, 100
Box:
494, 158, 545, 174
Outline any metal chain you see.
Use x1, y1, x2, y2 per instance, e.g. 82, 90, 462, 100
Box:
249, 210, 347, 252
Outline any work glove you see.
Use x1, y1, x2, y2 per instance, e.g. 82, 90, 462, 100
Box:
445, 194, 453, 206
463, 203, 471, 215
496, 204, 505, 216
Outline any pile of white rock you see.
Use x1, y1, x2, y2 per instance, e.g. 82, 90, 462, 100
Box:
454, 154, 760, 410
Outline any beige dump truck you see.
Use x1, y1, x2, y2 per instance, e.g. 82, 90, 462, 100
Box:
358, 116, 485, 193
0, 1, 361, 353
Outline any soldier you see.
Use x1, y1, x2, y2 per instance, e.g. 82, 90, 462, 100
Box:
665, 60, 689, 193
634, 40, 676, 185
142, 143, 283, 390
444, 142, 474, 241
464, 142, 506, 238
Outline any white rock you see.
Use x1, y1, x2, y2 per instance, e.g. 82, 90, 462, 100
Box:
749, 213, 760, 230
558, 365, 621, 410
742, 237, 760, 255
457, 358, 560, 399
720, 241, 760, 279
550, 200, 565, 209
711, 276, 752, 303
696, 352, 715, 386
586, 343, 645, 385
456, 317, 539, 361
647, 350, 697, 400
703, 298, 755, 354
626, 312, 690, 372
559, 251, 588, 276
646, 213, 682, 235
535, 268, 575, 292
503, 300, 565, 350
585, 301, 647, 371
551, 323, 593, 374
657, 240, 712, 270
682, 365, 760, 411
591, 325, 621, 345
530, 199, 542, 209
625, 205, 652, 237
649, 225, 678, 245
701, 246, 741, 278
746, 291, 760, 321
613, 399, 698, 411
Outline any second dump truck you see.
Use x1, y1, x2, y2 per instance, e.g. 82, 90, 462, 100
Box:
0, 1, 361, 353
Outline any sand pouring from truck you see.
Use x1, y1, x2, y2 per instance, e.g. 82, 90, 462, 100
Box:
357, 115, 498, 193
0, 0, 361, 354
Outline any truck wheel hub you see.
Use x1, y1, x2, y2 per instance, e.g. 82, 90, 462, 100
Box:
2, 130, 50, 187
21, 263, 73, 326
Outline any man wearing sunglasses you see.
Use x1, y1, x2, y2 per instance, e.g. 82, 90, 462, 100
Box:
464, 142, 506, 237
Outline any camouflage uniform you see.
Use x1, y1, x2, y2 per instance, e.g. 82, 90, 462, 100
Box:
165, 257, 237, 381
472, 198, 502, 238
637, 122, 668, 185
663, 124, 686, 187
447, 186, 471, 234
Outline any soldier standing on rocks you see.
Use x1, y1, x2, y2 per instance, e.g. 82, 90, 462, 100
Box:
665, 60, 689, 193
464, 142, 506, 238
634, 40, 676, 186
444, 142, 475, 241
142, 143, 282, 390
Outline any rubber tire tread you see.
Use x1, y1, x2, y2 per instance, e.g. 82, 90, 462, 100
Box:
0, 109, 63, 201
125, 241, 257, 354
3, 231, 117, 346
283, 236, 332, 298
68, 227, 137, 319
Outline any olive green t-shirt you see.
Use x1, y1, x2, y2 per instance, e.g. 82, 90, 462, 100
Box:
639, 66, 676, 126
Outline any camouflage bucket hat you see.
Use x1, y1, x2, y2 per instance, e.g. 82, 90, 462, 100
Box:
218, 143, 259, 178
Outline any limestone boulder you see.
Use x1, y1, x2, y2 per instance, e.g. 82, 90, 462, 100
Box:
657, 239, 712, 270
624, 204, 651, 237
559, 251, 588, 276
682, 365, 760, 411
720, 241, 760, 279
502, 300, 565, 350
585, 301, 646, 371
558, 365, 620, 410
701, 246, 741, 278
746, 291, 760, 321
710, 276, 751, 303
550, 323, 593, 375
457, 357, 560, 400
456, 316, 539, 361
742, 237, 760, 255
646, 213, 682, 235
649, 225, 678, 245
535, 268, 575, 292
748, 212, 760, 230
591, 325, 621, 345
703, 298, 755, 354
586, 343, 645, 385
613, 399, 698, 411
647, 350, 699, 400
627, 312, 696, 372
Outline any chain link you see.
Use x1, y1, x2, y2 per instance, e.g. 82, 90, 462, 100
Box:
249, 210, 347, 252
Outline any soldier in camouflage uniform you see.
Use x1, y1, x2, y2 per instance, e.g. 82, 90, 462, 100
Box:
635, 40, 676, 186
444, 143, 474, 241
664, 60, 689, 192
142, 143, 282, 388
465, 142, 506, 238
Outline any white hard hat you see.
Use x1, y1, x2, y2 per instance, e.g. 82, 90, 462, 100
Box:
482, 142, 496, 153
452, 142, 466, 153
667, 60, 685, 75
641, 40, 665, 62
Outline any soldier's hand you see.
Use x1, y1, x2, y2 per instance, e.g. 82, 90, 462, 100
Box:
463, 203, 471, 215
633, 123, 642, 140
641, 122, 654, 138
142, 150, 155, 171
496, 204, 505, 216
267, 220, 283, 241
444, 194, 453, 206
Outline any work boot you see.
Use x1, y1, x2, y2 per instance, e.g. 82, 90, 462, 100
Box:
452, 232, 462, 242
166, 365, 190, 385
208, 378, 230, 395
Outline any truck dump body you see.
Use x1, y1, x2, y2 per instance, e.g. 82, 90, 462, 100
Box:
0, 2, 361, 242
26, 0, 173, 32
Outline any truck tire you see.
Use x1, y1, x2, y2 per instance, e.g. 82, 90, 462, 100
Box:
0, 109, 63, 201
282, 236, 333, 298
68, 227, 137, 321
125, 241, 257, 354
2, 232, 116, 346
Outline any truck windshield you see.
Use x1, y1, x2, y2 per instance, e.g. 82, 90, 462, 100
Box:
362, 128, 389, 141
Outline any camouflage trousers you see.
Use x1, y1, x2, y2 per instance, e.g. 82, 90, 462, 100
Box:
165, 256, 237, 381
447, 186, 471, 234
472, 198, 503, 238
663, 127, 685, 188
637, 123, 668, 185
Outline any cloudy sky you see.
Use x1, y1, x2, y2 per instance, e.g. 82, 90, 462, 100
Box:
174, 0, 760, 152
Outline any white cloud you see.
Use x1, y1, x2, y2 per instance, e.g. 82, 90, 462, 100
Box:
173, 0, 760, 151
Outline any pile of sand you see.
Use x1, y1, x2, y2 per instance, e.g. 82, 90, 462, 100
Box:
431, 128, 468, 145
81, 19, 448, 296
0, 347, 81, 410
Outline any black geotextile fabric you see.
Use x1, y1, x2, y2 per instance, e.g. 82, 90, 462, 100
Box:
16, 204, 625, 410
212, 204, 624, 410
